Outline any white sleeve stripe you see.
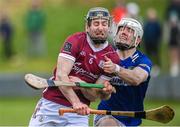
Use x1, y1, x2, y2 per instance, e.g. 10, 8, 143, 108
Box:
138, 64, 151, 72
59, 53, 76, 62
99, 75, 111, 81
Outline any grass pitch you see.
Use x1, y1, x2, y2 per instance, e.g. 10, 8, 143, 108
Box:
0, 97, 179, 126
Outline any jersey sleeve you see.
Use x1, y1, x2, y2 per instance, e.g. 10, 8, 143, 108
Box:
138, 56, 152, 75
59, 34, 81, 62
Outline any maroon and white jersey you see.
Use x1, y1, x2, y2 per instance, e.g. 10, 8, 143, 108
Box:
43, 32, 119, 106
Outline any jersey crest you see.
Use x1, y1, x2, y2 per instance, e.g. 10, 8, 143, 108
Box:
63, 42, 72, 53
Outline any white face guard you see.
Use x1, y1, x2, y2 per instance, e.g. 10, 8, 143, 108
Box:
114, 18, 143, 50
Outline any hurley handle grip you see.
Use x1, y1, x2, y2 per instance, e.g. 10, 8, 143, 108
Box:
76, 82, 104, 88
59, 108, 107, 116
76, 82, 116, 93
59, 108, 76, 115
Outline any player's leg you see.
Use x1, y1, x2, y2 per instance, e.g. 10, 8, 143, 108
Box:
28, 98, 68, 126
28, 97, 89, 126
94, 115, 125, 127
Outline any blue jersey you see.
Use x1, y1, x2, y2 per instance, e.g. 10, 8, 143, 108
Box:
97, 50, 152, 126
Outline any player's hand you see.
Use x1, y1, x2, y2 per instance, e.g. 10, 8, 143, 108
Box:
102, 81, 115, 94
98, 81, 116, 100
103, 56, 116, 73
72, 102, 90, 115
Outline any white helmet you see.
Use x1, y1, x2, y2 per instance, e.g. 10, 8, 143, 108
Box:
116, 18, 143, 39
114, 18, 143, 50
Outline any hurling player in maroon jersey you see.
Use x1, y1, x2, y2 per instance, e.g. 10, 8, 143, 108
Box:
29, 7, 119, 126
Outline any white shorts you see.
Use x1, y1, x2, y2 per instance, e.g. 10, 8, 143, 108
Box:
29, 98, 89, 127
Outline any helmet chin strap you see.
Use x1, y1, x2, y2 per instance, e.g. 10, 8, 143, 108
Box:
115, 35, 138, 51
115, 42, 135, 51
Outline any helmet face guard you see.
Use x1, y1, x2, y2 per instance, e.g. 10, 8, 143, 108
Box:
114, 18, 143, 50
88, 11, 109, 18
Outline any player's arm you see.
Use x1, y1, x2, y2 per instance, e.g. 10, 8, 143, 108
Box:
69, 76, 113, 101
81, 77, 113, 101
103, 56, 149, 86
115, 66, 148, 86
56, 56, 90, 115
95, 77, 113, 100
68, 76, 97, 102
68, 76, 94, 101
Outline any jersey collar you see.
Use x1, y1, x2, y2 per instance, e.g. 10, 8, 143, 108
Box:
86, 33, 109, 52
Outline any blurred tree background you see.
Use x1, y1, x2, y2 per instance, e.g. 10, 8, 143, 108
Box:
0, 0, 169, 73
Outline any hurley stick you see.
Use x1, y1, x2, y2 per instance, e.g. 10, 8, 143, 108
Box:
59, 105, 174, 124
24, 73, 105, 90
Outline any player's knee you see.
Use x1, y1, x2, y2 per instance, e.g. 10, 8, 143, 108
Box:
97, 117, 122, 127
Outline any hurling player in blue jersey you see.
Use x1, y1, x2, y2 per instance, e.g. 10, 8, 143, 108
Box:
94, 18, 152, 126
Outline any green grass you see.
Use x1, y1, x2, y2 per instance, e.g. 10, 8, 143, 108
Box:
0, 97, 39, 126
0, 97, 179, 126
